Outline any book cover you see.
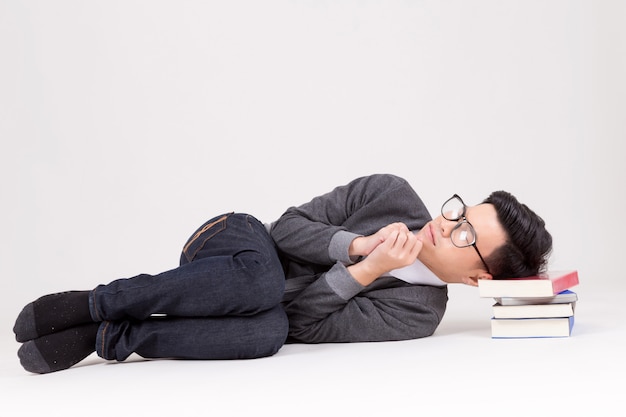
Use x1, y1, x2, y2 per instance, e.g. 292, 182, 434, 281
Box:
490, 316, 574, 338
478, 270, 579, 298
494, 289, 578, 306
492, 302, 575, 319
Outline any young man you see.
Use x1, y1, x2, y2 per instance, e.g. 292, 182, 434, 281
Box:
14, 173, 552, 373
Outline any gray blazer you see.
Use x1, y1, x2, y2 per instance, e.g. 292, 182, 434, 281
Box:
269, 173, 448, 344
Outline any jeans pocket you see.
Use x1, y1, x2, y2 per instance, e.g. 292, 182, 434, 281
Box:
182, 213, 231, 263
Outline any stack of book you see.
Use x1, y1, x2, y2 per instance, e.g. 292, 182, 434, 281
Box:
477, 270, 580, 338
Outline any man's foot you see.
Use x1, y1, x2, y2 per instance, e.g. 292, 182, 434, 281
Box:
14, 291, 93, 342
18, 322, 100, 374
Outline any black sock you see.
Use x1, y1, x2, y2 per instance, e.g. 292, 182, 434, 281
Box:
18, 322, 100, 374
14, 291, 93, 343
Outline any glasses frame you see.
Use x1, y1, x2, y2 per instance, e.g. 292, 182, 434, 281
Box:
441, 194, 492, 275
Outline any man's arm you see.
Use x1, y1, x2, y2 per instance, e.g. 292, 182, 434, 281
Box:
271, 174, 444, 343
270, 173, 430, 266
284, 265, 447, 343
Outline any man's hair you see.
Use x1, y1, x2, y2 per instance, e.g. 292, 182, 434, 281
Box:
482, 191, 552, 279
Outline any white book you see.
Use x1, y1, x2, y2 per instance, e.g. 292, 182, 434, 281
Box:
494, 289, 578, 306
478, 270, 579, 298
491, 316, 574, 338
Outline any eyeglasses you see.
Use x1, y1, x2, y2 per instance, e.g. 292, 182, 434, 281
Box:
441, 194, 491, 275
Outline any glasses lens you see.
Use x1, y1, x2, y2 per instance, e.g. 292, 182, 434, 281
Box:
442, 196, 465, 220
451, 222, 476, 248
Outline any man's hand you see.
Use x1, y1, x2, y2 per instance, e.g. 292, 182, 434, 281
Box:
347, 223, 423, 286
349, 222, 412, 258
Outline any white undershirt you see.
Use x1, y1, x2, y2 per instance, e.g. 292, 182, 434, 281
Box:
387, 258, 446, 286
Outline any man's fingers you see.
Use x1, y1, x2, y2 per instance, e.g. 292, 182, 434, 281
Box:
386, 231, 417, 252
411, 238, 423, 258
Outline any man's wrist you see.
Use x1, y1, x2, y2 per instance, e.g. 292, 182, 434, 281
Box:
349, 236, 364, 258
347, 259, 380, 286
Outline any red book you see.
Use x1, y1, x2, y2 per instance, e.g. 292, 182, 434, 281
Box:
477, 270, 579, 298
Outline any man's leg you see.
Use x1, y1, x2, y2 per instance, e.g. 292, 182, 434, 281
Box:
90, 213, 284, 321
18, 305, 288, 374
14, 212, 286, 373
98, 305, 288, 362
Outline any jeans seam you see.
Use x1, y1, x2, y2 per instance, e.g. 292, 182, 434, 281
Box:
91, 288, 101, 321
182, 213, 231, 262
100, 321, 110, 359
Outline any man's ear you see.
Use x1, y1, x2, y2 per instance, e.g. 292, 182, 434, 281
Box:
462, 272, 492, 287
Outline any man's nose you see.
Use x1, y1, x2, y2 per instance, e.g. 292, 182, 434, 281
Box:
438, 217, 457, 238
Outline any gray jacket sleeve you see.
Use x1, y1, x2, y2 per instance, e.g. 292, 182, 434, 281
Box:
270, 174, 447, 343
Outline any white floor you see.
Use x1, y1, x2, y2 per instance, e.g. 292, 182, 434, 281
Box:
2, 1, 624, 414
0, 280, 621, 416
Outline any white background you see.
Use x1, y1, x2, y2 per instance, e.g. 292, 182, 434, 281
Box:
1, 1, 624, 415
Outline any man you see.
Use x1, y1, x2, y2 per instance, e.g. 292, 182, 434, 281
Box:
14, 173, 552, 373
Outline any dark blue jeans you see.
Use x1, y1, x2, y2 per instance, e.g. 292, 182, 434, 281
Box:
90, 213, 288, 361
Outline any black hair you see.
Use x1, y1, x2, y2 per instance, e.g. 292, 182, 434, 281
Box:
482, 191, 552, 279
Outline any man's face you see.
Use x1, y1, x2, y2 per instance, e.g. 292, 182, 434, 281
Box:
416, 203, 507, 285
